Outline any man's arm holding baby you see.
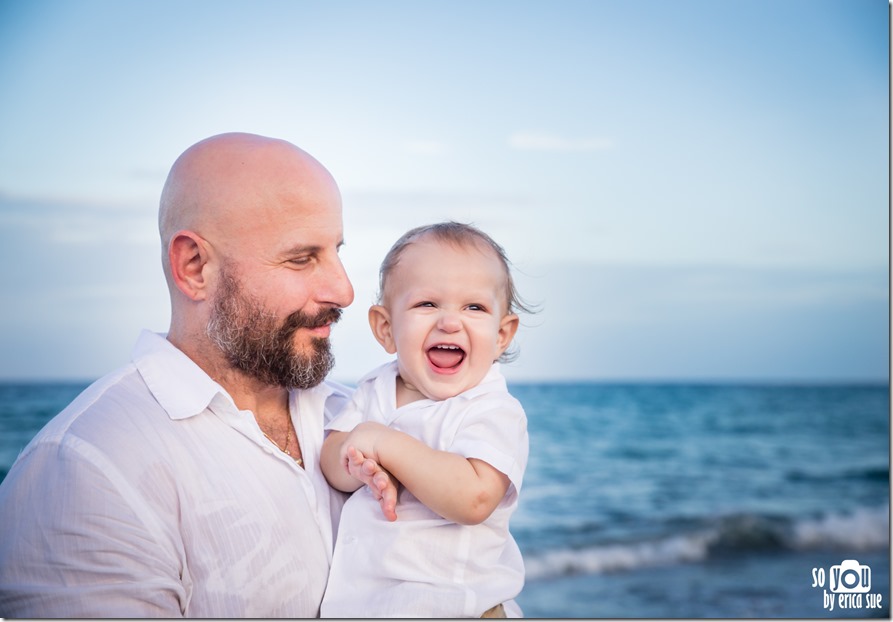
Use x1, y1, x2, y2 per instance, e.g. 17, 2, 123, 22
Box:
333, 421, 510, 526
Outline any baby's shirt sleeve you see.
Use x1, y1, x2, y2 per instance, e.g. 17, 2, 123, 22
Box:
326, 362, 396, 433
325, 383, 368, 433
449, 394, 529, 493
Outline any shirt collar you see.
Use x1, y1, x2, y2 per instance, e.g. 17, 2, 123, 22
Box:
372, 359, 507, 406
459, 362, 507, 399
132, 330, 231, 421
132, 329, 344, 422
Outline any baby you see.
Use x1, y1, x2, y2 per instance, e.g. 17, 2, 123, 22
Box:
320, 222, 530, 618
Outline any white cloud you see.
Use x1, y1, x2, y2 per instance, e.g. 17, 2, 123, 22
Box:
0, 194, 157, 245
504, 262, 889, 382
508, 131, 614, 152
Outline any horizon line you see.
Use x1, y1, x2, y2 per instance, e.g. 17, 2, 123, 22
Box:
0, 375, 888, 388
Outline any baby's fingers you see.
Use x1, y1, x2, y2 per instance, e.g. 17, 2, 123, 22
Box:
346, 445, 367, 464
373, 471, 398, 522
361, 458, 381, 477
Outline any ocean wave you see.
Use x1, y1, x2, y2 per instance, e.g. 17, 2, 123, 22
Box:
523, 505, 889, 580
787, 465, 889, 484
524, 532, 713, 579
792, 505, 890, 550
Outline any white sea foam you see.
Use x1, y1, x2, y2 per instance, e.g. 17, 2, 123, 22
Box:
523, 505, 890, 580
792, 505, 889, 551
524, 532, 714, 579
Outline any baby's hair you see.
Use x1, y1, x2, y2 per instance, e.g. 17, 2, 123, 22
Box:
377, 221, 534, 362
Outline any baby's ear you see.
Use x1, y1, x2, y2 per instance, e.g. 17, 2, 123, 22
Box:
496, 313, 520, 357
368, 305, 397, 354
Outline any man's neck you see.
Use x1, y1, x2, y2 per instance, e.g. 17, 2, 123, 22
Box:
219, 370, 290, 420
167, 329, 290, 419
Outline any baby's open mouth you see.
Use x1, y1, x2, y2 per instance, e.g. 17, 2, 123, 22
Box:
427, 344, 466, 369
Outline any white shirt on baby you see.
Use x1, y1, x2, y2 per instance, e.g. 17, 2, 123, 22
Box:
0, 330, 349, 618
321, 360, 529, 618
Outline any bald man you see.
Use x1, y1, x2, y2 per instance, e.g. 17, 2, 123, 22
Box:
0, 133, 373, 617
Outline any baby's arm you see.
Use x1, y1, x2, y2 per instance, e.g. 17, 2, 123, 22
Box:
321, 431, 362, 492
339, 422, 510, 525
321, 431, 399, 521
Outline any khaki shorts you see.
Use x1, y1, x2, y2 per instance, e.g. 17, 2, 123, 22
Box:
481, 603, 506, 618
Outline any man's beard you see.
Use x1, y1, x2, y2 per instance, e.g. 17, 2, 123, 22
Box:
206, 266, 341, 389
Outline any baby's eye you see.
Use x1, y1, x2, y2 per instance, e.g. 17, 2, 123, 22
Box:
415, 301, 436, 308
466, 304, 487, 312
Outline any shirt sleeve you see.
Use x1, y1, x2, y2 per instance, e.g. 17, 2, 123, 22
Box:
0, 438, 188, 617
324, 385, 368, 433
448, 394, 529, 492
321, 380, 353, 427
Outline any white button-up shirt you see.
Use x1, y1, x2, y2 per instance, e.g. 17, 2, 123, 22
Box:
0, 330, 349, 618
321, 361, 528, 618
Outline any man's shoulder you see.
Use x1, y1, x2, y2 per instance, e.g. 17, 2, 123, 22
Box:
16, 363, 154, 458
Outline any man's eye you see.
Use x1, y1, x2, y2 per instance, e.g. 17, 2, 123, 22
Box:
289, 256, 313, 266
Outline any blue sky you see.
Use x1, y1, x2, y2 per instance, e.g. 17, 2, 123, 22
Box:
0, 0, 888, 382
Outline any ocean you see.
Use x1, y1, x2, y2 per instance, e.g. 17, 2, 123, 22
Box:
0, 380, 889, 618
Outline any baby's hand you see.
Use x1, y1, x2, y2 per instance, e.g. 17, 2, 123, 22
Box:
344, 446, 398, 522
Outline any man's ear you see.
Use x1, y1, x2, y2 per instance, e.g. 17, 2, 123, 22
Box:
168, 230, 212, 301
368, 305, 397, 354
496, 313, 520, 357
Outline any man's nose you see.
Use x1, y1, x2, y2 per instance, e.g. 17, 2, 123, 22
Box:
320, 255, 354, 309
